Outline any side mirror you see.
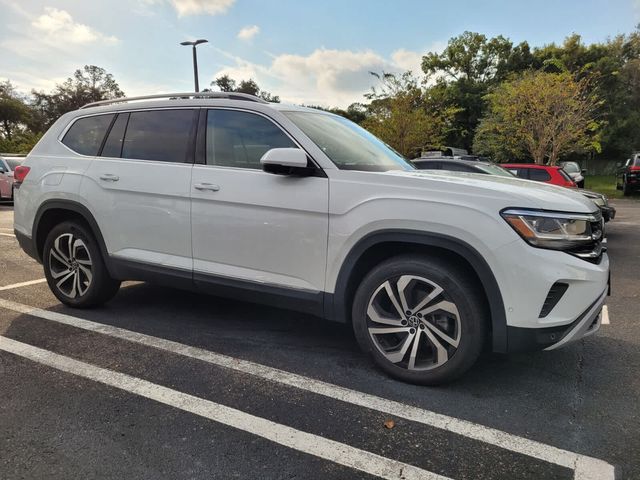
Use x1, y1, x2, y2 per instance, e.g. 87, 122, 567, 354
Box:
261, 148, 315, 176
581, 169, 587, 174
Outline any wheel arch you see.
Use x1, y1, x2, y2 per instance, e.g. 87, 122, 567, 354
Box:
327, 230, 508, 353
33, 200, 112, 275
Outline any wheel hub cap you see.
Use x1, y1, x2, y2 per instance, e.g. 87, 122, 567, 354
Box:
48, 233, 93, 299
366, 275, 462, 371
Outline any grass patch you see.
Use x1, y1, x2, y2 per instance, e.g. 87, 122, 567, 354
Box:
584, 175, 625, 199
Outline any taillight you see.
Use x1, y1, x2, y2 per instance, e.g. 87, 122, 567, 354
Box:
13, 166, 30, 184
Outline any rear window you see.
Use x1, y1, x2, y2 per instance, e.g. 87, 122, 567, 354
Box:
528, 169, 551, 182
635, 157, 640, 166
62, 114, 114, 156
121, 109, 196, 163
558, 169, 573, 182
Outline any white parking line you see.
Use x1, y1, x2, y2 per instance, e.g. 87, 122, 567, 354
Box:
0, 279, 47, 291
0, 232, 15, 237
0, 298, 615, 480
0, 335, 449, 480
601, 305, 610, 325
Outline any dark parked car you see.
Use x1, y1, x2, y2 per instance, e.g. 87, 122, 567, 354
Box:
412, 157, 515, 177
616, 154, 640, 195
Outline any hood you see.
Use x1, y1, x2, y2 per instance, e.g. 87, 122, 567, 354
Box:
383, 169, 598, 213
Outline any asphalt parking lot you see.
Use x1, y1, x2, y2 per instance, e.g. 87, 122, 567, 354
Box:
0, 200, 638, 480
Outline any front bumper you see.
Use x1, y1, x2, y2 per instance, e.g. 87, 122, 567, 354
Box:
506, 288, 606, 352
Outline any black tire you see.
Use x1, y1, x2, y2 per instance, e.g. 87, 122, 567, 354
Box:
352, 255, 487, 385
43, 221, 120, 308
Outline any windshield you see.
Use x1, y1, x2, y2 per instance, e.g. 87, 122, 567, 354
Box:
283, 111, 414, 172
475, 163, 516, 177
6, 158, 22, 170
561, 162, 580, 173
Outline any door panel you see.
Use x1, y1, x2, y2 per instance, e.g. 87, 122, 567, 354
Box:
191, 109, 329, 293
80, 109, 196, 271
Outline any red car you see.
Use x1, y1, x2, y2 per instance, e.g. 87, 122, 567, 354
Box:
502, 164, 577, 188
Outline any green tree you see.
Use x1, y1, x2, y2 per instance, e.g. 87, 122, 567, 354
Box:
32, 65, 124, 128
361, 72, 459, 158
421, 32, 532, 150
474, 70, 602, 164
211, 75, 280, 102
0, 80, 40, 153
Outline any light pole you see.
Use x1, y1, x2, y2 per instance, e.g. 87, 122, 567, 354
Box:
180, 39, 208, 92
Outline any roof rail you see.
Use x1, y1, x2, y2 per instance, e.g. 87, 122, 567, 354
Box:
80, 91, 269, 109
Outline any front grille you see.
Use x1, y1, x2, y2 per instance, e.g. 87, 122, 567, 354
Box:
569, 214, 605, 264
539, 282, 569, 318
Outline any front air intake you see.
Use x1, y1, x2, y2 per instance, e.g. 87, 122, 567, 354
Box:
539, 282, 569, 318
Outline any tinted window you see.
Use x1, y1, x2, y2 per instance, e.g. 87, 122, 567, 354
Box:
441, 162, 474, 173
206, 110, 296, 169
101, 113, 129, 158
413, 161, 440, 170
529, 169, 551, 182
62, 114, 114, 156
122, 110, 195, 163
634, 157, 640, 166
506, 168, 527, 179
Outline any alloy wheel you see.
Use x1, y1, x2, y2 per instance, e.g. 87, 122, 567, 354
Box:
366, 275, 461, 371
48, 233, 93, 299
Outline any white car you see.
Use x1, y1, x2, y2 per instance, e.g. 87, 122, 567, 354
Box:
0, 155, 24, 201
13, 92, 609, 384
559, 161, 585, 187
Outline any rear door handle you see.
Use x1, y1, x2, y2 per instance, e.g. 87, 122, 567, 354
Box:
99, 174, 119, 182
194, 183, 220, 192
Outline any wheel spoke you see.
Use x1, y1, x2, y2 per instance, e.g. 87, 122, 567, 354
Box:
56, 270, 77, 298
368, 326, 411, 335
367, 303, 403, 326
370, 329, 415, 364
407, 329, 422, 370
50, 248, 71, 268
51, 267, 73, 279
412, 284, 444, 313
67, 234, 74, 260
423, 327, 449, 366
424, 321, 460, 348
53, 237, 71, 264
78, 264, 93, 285
382, 281, 405, 318
418, 300, 459, 318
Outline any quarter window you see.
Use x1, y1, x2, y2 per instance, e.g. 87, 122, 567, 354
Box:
122, 110, 195, 163
529, 169, 551, 182
206, 110, 296, 169
62, 114, 114, 156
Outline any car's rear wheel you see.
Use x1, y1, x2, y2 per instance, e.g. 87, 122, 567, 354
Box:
43, 221, 120, 308
352, 255, 487, 385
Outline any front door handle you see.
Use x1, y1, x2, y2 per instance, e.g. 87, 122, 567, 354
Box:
99, 174, 119, 182
194, 183, 220, 192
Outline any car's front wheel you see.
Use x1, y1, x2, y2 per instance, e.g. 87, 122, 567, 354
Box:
43, 221, 120, 308
352, 255, 487, 385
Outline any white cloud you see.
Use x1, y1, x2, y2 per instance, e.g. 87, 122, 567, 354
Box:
31, 7, 119, 45
391, 49, 423, 75
237, 25, 260, 41
211, 47, 436, 107
170, 0, 235, 16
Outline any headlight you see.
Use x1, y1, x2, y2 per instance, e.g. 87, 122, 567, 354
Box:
501, 209, 602, 250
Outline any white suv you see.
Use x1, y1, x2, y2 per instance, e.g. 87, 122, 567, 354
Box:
13, 92, 609, 384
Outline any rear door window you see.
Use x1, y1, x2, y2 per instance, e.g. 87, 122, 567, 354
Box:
529, 169, 551, 182
122, 109, 196, 163
62, 114, 115, 156
441, 162, 474, 173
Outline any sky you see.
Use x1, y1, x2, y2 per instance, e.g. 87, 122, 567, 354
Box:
0, 0, 639, 107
